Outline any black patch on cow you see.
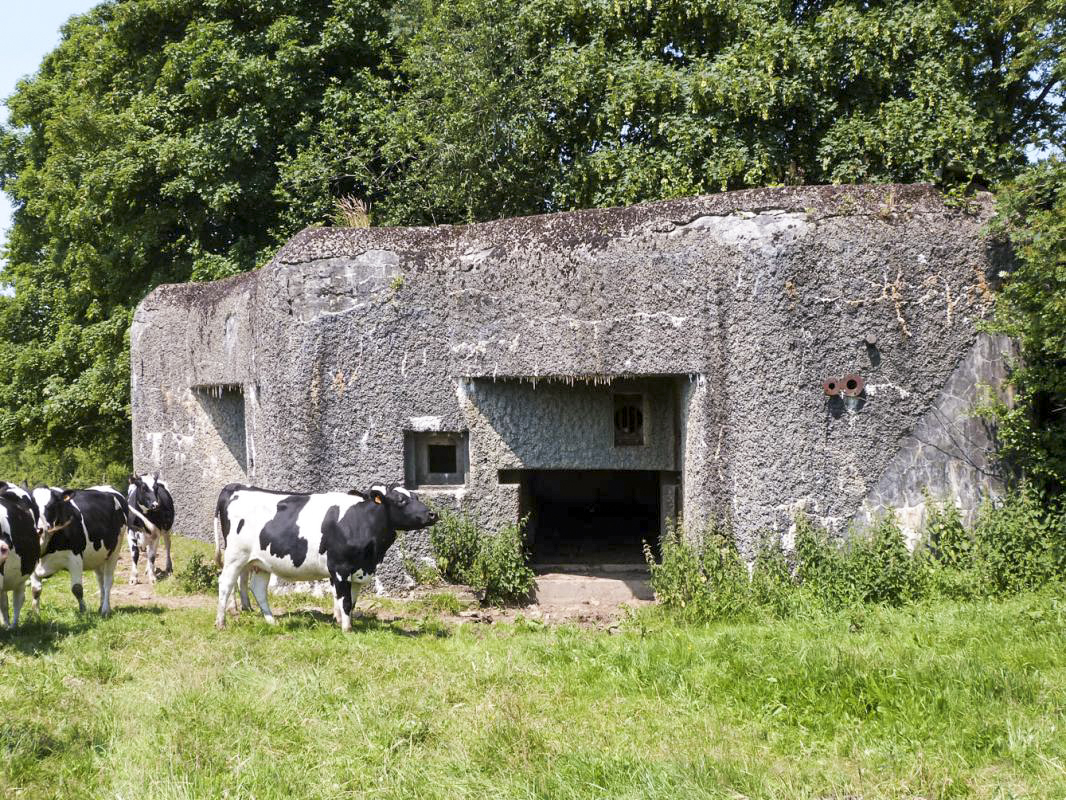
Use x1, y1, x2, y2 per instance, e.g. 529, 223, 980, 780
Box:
0, 494, 39, 576
216, 483, 298, 546
129, 479, 176, 533
236, 518, 244, 535
259, 495, 312, 566
319, 501, 396, 585
149, 482, 175, 530
44, 490, 126, 558
215, 482, 247, 545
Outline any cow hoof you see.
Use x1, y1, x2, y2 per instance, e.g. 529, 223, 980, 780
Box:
215, 620, 226, 630
128, 576, 138, 585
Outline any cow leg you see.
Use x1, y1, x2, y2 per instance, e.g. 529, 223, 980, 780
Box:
0, 589, 9, 628
216, 558, 247, 628
145, 533, 158, 585
30, 571, 43, 615
350, 580, 368, 621
128, 530, 140, 584
333, 577, 354, 632
163, 530, 173, 574
231, 567, 251, 613
11, 582, 26, 628
98, 555, 118, 616
248, 570, 275, 625
239, 567, 252, 611
68, 560, 86, 613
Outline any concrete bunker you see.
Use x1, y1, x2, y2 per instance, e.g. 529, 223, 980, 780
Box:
131, 184, 1015, 590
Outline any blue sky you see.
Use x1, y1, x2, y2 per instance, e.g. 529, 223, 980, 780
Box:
1, 2, 99, 269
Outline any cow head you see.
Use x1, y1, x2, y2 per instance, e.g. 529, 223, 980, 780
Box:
38, 488, 79, 550
368, 485, 438, 530
129, 473, 163, 512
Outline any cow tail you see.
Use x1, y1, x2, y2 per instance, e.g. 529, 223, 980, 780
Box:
214, 512, 223, 568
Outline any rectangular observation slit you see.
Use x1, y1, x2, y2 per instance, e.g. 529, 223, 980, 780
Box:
613, 393, 645, 446
405, 431, 469, 488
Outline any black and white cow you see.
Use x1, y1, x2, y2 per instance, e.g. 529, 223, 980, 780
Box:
0, 481, 37, 526
126, 474, 176, 584
215, 484, 437, 631
0, 485, 40, 627
31, 486, 127, 616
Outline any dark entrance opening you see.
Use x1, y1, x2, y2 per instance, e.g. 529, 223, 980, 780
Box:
512, 470, 661, 567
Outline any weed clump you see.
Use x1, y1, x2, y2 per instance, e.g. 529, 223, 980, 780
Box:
175, 552, 217, 594
429, 510, 535, 606
645, 486, 1065, 623
430, 511, 482, 584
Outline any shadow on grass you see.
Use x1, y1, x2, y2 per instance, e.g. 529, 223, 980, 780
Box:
258, 607, 452, 638
0, 606, 165, 656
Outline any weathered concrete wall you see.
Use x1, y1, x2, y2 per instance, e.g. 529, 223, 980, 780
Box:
131, 183, 1006, 582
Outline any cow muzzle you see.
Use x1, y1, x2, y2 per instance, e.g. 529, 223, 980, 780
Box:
0, 541, 9, 561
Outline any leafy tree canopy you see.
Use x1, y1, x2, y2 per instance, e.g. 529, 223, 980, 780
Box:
0, 0, 1064, 475
988, 158, 1066, 496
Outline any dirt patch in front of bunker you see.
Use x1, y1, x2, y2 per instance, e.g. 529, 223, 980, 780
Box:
105, 548, 652, 627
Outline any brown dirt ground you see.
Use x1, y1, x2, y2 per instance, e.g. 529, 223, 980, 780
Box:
105, 548, 650, 629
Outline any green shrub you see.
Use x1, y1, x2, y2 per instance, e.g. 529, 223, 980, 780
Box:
750, 531, 796, 619
850, 510, 918, 606
0, 442, 128, 489
429, 509, 536, 606
922, 492, 973, 569
175, 552, 217, 594
794, 514, 859, 610
918, 494, 981, 600
643, 522, 704, 613
429, 510, 481, 583
468, 517, 536, 606
645, 518, 752, 622
973, 488, 1063, 595
647, 488, 1065, 624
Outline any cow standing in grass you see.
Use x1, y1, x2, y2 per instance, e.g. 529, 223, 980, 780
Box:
0, 485, 39, 628
127, 474, 175, 584
31, 486, 127, 616
215, 484, 437, 631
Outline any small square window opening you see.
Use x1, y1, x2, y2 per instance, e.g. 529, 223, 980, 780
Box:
404, 431, 469, 488
428, 444, 457, 474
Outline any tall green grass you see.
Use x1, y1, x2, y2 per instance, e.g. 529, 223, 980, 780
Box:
647, 486, 1066, 623
2, 576, 1065, 799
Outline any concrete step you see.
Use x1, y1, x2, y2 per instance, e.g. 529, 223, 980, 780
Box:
532, 561, 648, 574
534, 571, 654, 605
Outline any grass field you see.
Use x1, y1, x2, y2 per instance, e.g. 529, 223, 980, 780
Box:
1, 536, 1065, 799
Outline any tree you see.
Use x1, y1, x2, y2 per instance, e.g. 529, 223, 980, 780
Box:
373, 0, 1065, 222
0, 0, 395, 471
1, 0, 1064, 473
988, 158, 1066, 497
